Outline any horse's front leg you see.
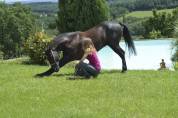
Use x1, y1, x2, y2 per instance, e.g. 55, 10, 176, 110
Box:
35, 68, 55, 77
36, 54, 72, 77
109, 45, 127, 73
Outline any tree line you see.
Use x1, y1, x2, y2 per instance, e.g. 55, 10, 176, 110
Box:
109, 0, 178, 11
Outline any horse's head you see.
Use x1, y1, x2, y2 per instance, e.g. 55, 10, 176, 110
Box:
45, 49, 59, 72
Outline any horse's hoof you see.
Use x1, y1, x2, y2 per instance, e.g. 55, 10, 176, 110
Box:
121, 70, 127, 73
34, 73, 46, 78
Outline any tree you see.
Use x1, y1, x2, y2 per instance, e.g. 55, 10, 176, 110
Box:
109, 3, 129, 20
57, 0, 109, 33
143, 9, 177, 38
0, 3, 35, 59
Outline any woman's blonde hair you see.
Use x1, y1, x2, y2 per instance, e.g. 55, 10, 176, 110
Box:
82, 37, 96, 52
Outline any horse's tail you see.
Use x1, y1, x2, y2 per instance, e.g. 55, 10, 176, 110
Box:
120, 23, 136, 55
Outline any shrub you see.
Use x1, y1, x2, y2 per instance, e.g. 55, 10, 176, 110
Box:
143, 9, 176, 38
24, 32, 51, 64
171, 19, 178, 70
0, 51, 3, 60
0, 3, 35, 59
173, 62, 178, 70
172, 39, 178, 57
148, 29, 162, 39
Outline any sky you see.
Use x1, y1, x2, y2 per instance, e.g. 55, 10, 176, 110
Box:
6, 0, 57, 3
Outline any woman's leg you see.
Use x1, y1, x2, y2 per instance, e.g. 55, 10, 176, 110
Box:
75, 62, 90, 77
75, 62, 99, 77
85, 64, 99, 77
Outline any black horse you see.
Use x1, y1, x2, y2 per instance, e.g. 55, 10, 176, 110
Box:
37, 21, 136, 77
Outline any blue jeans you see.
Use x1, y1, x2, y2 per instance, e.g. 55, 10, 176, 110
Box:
75, 62, 99, 78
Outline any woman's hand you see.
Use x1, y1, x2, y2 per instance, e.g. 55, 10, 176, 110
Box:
79, 47, 93, 63
79, 53, 88, 63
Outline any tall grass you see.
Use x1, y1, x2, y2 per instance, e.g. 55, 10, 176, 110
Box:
0, 62, 178, 118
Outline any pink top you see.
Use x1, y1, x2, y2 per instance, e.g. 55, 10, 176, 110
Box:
87, 51, 101, 72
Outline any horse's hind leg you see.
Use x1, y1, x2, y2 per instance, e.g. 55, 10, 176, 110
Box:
110, 45, 127, 72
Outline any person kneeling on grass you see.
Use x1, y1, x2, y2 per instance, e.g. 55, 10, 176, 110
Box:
73, 38, 101, 79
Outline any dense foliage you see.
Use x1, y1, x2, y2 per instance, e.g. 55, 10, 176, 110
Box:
143, 9, 178, 38
110, 4, 129, 19
122, 16, 146, 37
108, 0, 178, 22
172, 39, 178, 61
24, 32, 51, 64
171, 20, 178, 68
0, 3, 35, 59
24, 1, 178, 37
57, 0, 109, 33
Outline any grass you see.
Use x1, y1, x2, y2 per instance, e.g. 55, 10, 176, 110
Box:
126, 8, 174, 18
0, 61, 178, 118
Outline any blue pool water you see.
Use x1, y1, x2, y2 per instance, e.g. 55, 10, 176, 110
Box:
97, 39, 174, 70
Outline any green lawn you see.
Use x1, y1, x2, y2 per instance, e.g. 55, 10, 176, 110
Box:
126, 9, 174, 18
0, 61, 178, 118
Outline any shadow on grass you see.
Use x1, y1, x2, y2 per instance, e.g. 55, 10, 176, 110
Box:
54, 70, 123, 80
53, 73, 74, 77
34, 70, 123, 80
53, 73, 88, 80
100, 70, 122, 74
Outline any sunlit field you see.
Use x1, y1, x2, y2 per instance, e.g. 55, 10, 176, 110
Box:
0, 60, 178, 118
126, 9, 174, 18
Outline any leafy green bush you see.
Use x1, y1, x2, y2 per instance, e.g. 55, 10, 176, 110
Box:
143, 9, 177, 38
124, 16, 146, 36
24, 32, 51, 64
148, 29, 162, 39
173, 62, 178, 70
172, 39, 178, 59
0, 51, 3, 60
0, 3, 35, 59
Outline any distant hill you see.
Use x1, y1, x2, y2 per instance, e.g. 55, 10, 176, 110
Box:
25, 2, 58, 13
6, 0, 57, 4
24, 0, 178, 14
108, 0, 178, 11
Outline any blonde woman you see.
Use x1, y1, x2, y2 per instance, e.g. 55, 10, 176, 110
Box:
74, 37, 101, 78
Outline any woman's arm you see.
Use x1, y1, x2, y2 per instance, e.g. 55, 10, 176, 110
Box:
79, 53, 88, 62
79, 48, 91, 63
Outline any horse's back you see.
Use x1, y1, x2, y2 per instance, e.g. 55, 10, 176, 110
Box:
83, 21, 123, 50
53, 31, 80, 43
101, 21, 122, 36
48, 31, 80, 50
